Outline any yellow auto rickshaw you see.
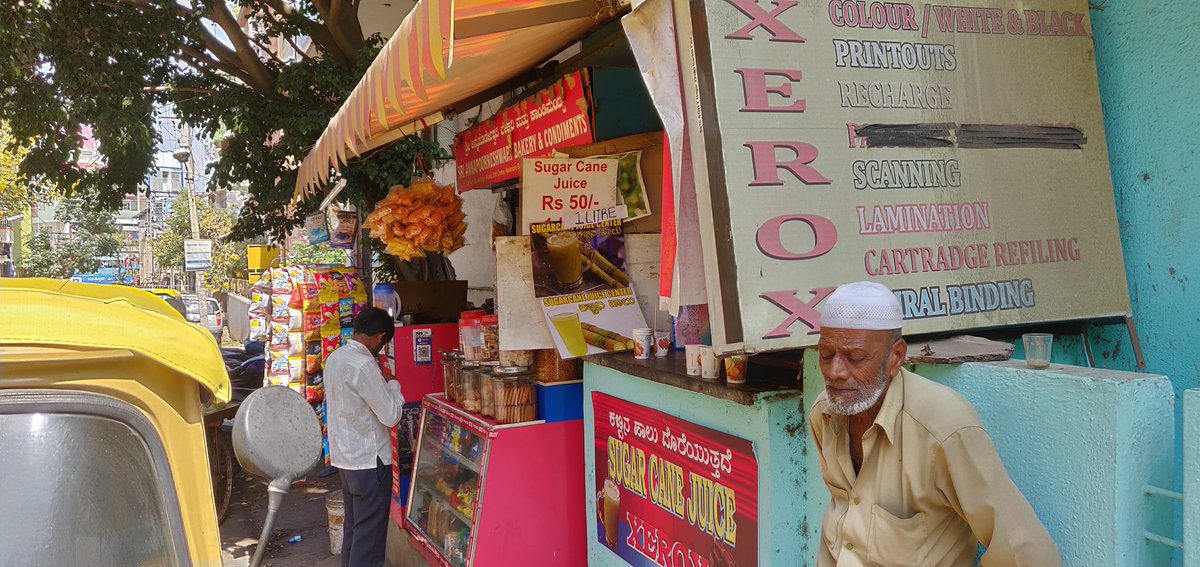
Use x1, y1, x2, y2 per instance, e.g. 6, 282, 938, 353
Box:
0, 279, 321, 567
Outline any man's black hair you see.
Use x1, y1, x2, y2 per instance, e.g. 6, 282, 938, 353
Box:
353, 307, 395, 343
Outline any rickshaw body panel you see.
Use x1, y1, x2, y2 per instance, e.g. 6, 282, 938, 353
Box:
0, 279, 232, 566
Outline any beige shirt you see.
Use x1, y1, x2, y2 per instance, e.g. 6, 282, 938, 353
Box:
809, 368, 1061, 567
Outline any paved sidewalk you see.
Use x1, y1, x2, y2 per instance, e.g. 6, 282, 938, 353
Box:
220, 470, 427, 567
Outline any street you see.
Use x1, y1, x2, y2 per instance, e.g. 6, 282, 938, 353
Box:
221, 469, 427, 567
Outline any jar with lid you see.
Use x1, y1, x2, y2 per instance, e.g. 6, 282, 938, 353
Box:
499, 349, 535, 368
459, 310, 485, 362
441, 351, 461, 403
457, 362, 482, 413
492, 366, 537, 424
479, 314, 500, 362
479, 361, 500, 418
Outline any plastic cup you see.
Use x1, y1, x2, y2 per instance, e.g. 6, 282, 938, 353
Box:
698, 346, 719, 380
1022, 333, 1053, 369
653, 332, 671, 358
684, 344, 702, 376
632, 328, 653, 360
724, 355, 748, 385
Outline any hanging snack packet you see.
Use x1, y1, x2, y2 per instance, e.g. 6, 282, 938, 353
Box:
339, 327, 354, 346
321, 318, 341, 339
329, 211, 359, 249
288, 355, 305, 380
303, 312, 323, 340
306, 211, 330, 244
305, 341, 322, 374
249, 317, 267, 341
338, 297, 354, 318
320, 303, 339, 328
306, 373, 324, 404
269, 322, 291, 349
322, 336, 341, 361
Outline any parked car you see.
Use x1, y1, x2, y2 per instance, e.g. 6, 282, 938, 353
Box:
181, 293, 200, 322
204, 297, 225, 342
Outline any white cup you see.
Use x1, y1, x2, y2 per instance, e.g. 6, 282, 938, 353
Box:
698, 346, 719, 380
684, 344, 702, 376
632, 328, 653, 360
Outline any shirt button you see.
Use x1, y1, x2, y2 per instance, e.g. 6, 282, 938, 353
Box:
853, 497, 861, 505
845, 543, 855, 551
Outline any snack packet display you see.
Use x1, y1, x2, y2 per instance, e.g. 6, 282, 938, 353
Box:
322, 336, 340, 361
303, 312, 322, 340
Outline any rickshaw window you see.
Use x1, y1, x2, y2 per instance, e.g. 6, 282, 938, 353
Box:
0, 390, 193, 567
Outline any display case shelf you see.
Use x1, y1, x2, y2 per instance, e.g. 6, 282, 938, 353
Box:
415, 476, 474, 526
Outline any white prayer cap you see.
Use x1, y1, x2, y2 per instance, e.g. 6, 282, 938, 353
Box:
819, 281, 904, 331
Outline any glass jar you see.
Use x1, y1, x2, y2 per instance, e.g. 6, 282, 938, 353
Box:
480, 314, 500, 362
459, 310, 485, 362
458, 362, 482, 413
479, 362, 500, 418
499, 349, 535, 368
441, 351, 461, 402
492, 366, 536, 424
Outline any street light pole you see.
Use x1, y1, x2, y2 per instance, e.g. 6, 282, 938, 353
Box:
174, 122, 206, 314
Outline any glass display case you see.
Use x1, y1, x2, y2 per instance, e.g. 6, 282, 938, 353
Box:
408, 409, 484, 566
405, 394, 586, 567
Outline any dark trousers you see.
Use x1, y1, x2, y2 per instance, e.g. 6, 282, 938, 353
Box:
339, 459, 392, 567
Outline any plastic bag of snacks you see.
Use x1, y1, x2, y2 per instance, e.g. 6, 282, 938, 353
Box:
362, 178, 467, 261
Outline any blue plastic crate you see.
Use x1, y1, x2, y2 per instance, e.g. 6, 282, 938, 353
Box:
537, 380, 583, 423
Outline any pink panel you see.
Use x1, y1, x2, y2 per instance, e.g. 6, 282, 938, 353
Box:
394, 324, 460, 401
472, 420, 587, 566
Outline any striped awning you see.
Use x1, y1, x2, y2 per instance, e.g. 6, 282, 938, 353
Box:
294, 0, 621, 203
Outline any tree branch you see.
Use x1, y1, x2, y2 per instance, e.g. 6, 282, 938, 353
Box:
205, 1, 277, 94
261, 0, 353, 67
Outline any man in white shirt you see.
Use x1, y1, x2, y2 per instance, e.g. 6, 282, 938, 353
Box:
324, 307, 404, 567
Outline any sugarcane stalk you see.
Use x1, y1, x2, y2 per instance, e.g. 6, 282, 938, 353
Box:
580, 323, 634, 349
583, 329, 629, 352
580, 244, 631, 286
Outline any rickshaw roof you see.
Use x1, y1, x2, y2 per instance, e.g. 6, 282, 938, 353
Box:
0, 278, 230, 401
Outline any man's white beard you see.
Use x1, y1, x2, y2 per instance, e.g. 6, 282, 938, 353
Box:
825, 365, 890, 416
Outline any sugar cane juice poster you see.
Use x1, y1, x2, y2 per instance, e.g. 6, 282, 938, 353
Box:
530, 219, 647, 359
593, 393, 759, 567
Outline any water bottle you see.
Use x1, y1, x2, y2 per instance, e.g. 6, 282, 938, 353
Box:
373, 284, 401, 322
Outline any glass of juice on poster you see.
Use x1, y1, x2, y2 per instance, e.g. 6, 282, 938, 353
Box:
546, 231, 590, 291
598, 478, 621, 550
550, 306, 589, 357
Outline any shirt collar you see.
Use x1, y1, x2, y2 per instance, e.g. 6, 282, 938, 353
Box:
346, 339, 371, 356
819, 367, 907, 444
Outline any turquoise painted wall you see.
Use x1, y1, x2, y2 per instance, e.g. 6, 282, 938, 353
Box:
1088, 0, 1200, 432
582, 363, 811, 565
799, 353, 1175, 567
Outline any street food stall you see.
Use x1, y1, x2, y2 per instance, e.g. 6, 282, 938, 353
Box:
293, 0, 1135, 564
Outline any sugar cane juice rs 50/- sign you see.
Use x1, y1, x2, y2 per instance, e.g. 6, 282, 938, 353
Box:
676, 0, 1130, 354
593, 393, 758, 567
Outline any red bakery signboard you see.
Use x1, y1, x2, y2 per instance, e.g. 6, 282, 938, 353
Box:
453, 70, 594, 192
592, 392, 758, 567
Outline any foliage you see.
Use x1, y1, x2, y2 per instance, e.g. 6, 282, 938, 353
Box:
20, 201, 121, 278
0, 0, 448, 241
0, 124, 34, 217
288, 240, 346, 266
154, 192, 244, 294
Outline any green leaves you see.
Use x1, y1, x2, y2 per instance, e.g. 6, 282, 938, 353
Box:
0, 2, 449, 250
20, 200, 122, 278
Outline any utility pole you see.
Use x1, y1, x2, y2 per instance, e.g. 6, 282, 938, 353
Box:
174, 122, 206, 312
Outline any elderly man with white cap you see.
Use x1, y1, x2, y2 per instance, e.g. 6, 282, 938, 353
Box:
809, 281, 1061, 567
